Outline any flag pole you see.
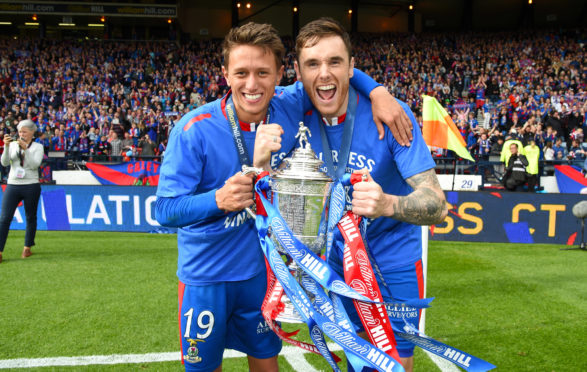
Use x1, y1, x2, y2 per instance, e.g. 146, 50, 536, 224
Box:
419, 225, 429, 333
451, 156, 457, 191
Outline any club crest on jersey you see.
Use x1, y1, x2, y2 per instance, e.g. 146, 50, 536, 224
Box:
184, 338, 204, 364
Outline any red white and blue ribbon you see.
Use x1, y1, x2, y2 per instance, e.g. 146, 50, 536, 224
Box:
256, 175, 412, 372
255, 173, 495, 371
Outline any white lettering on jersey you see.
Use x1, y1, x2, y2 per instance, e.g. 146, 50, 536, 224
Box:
318, 150, 375, 172
224, 210, 251, 228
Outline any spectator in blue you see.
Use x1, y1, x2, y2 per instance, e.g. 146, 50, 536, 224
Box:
553, 137, 567, 160
569, 139, 586, 166
77, 131, 91, 160
51, 129, 66, 151
146, 121, 158, 143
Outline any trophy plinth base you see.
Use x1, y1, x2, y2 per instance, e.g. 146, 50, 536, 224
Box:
274, 293, 304, 324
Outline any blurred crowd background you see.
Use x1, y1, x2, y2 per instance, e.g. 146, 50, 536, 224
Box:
0, 27, 585, 181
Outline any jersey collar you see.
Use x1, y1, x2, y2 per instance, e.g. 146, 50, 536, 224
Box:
322, 113, 347, 126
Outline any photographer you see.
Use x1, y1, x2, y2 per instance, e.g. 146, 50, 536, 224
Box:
0, 120, 43, 263
502, 143, 529, 191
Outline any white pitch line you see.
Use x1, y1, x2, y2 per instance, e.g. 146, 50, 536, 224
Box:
0, 344, 345, 370
0, 352, 180, 369
0, 343, 456, 371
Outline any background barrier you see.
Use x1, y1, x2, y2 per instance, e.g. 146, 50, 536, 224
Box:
1, 186, 583, 244
434, 191, 585, 245
1, 185, 164, 233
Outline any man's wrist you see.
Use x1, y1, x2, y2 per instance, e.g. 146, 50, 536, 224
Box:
214, 188, 227, 213
383, 194, 396, 218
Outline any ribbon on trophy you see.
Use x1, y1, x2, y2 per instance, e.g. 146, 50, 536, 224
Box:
337, 174, 496, 372
340, 173, 495, 372
261, 258, 343, 362
256, 175, 414, 372
395, 327, 496, 371
339, 211, 401, 361
254, 169, 342, 363
255, 176, 430, 309
255, 172, 496, 372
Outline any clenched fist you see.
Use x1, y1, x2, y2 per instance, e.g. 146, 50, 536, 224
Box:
351, 169, 394, 219
253, 123, 283, 171
215, 172, 255, 212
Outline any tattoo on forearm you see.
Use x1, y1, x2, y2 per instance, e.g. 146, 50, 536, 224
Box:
393, 169, 446, 225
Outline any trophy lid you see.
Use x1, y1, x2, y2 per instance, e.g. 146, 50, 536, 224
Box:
273, 122, 331, 182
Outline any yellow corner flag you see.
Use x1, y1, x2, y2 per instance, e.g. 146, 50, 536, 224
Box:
422, 95, 474, 161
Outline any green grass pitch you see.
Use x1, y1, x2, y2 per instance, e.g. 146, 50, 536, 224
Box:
0, 231, 585, 371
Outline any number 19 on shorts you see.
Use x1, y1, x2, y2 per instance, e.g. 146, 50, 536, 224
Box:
184, 308, 215, 339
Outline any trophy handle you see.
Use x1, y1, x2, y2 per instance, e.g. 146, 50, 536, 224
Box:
241, 165, 264, 220
242, 165, 264, 176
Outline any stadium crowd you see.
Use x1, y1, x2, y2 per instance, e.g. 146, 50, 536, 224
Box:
349, 29, 587, 168
0, 28, 585, 180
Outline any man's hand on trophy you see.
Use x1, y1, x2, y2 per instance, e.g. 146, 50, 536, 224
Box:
351, 169, 394, 219
215, 172, 255, 213
253, 123, 284, 171
369, 86, 413, 146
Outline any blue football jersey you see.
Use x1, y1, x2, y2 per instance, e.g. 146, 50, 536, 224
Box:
156, 72, 381, 285
291, 93, 435, 271
157, 87, 305, 285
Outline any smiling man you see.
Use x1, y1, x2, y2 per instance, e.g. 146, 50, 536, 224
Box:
264, 18, 447, 372
155, 22, 413, 372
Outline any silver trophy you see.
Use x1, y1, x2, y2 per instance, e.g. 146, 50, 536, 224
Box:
270, 122, 332, 323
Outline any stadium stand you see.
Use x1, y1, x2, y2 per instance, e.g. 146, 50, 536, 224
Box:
0, 28, 585, 186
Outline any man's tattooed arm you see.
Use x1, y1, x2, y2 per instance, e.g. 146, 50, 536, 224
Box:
351, 168, 448, 224
390, 169, 447, 225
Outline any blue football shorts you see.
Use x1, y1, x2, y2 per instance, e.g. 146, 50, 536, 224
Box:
178, 270, 282, 371
340, 259, 425, 359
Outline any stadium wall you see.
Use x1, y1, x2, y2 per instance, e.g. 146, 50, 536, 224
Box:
1, 186, 584, 245
178, 0, 584, 38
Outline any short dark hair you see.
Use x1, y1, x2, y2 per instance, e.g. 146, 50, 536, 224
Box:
296, 17, 352, 62
222, 22, 285, 70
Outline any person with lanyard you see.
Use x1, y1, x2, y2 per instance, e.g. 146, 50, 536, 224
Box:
0, 120, 44, 264
155, 21, 412, 372
253, 18, 447, 372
